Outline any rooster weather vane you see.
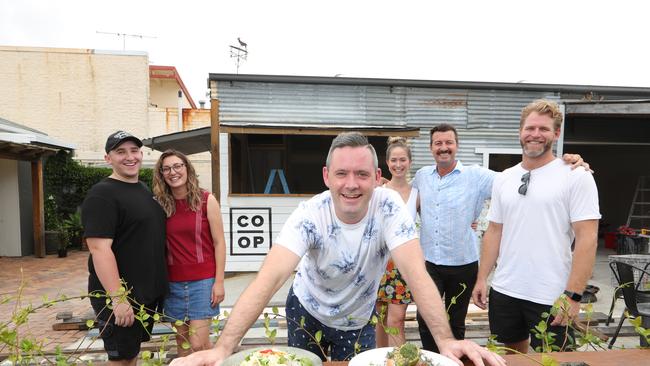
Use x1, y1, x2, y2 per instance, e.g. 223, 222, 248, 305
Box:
230, 37, 248, 74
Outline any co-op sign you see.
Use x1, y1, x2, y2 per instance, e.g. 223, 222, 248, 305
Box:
229, 208, 272, 256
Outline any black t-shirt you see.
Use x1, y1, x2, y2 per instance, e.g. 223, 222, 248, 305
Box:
82, 177, 168, 304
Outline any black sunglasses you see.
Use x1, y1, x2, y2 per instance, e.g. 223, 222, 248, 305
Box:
518, 171, 531, 196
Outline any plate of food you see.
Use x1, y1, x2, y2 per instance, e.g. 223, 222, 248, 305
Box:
221, 346, 323, 366
348, 344, 457, 366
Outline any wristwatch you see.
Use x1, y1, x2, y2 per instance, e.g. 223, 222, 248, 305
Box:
563, 290, 583, 302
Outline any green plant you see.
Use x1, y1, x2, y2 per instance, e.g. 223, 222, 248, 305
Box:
62, 212, 83, 248
44, 151, 153, 232
57, 223, 70, 251
1, 273, 217, 365
44, 195, 59, 231
485, 292, 648, 366
262, 283, 471, 361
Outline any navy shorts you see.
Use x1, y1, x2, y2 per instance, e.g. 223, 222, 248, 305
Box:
488, 288, 574, 351
164, 277, 220, 322
285, 287, 375, 361
90, 296, 163, 361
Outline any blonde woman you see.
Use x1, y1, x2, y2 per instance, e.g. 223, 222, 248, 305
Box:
153, 150, 226, 356
376, 137, 418, 347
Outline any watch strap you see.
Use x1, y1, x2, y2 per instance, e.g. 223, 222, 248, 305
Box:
563, 290, 583, 302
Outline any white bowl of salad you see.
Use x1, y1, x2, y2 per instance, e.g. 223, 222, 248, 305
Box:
222, 346, 322, 366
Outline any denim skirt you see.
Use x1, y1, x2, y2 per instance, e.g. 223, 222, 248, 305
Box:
164, 277, 220, 322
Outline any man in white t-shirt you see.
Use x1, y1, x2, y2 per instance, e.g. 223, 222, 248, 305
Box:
172, 132, 505, 366
471, 100, 601, 353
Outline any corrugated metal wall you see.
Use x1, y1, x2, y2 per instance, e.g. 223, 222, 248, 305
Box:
215, 82, 406, 126
210, 79, 650, 271
212, 80, 560, 170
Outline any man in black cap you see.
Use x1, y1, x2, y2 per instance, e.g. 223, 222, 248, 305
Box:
82, 131, 168, 365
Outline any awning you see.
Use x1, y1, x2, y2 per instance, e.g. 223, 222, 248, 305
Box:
0, 117, 75, 160
142, 123, 420, 154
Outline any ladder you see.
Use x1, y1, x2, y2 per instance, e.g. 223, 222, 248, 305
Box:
263, 169, 290, 194
626, 176, 650, 231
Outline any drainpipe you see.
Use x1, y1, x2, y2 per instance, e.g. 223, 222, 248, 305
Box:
177, 90, 183, 131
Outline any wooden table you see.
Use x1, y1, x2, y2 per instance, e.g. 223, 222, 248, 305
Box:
323, 348, 650, 365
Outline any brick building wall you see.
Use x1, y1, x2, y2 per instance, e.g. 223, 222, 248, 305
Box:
0, 46, 151, 163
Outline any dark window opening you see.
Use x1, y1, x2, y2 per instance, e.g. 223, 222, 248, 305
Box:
229, 133, 389, 194
488, 154, 520, 172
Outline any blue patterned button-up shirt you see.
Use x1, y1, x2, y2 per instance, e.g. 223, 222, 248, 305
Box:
412, 161, 496, 265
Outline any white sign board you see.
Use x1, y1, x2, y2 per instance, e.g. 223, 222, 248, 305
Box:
229, 207, 272, 256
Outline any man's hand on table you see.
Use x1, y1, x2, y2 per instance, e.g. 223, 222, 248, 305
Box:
170, 348, 225, 366
438, 338, 506, 366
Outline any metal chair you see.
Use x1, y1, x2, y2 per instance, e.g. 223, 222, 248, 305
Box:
606, 261, 650, 326
607, 261, 650, 348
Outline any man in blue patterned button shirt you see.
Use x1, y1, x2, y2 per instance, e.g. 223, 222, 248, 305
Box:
413, 124, 496, 352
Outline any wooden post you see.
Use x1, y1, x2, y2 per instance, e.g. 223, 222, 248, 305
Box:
210, 98, 221, 202
31, 158, 45, 257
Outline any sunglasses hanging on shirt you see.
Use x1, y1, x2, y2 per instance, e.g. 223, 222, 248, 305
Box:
518, 171, 530, 196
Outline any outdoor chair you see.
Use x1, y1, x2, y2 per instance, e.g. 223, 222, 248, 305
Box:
607, 260, 650, 348
606, 261, 650, 326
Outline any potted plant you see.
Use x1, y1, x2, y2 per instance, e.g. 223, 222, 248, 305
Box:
62, 211, 83, 249
56, 220, 71, 258
44, 195, 63, 255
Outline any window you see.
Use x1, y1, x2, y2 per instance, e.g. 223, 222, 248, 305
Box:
488, 153, 521, 172
474, 148, 521, 172
229, 134, 389, 195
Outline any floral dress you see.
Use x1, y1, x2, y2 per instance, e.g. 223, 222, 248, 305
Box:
376, 187, 418, 304
377, 259, 412, 304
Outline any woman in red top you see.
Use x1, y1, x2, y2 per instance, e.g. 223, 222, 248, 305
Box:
153, 150, 226, 356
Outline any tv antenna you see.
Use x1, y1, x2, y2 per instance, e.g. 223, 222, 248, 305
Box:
96, 31, 157, 50
229, 37, 248, 74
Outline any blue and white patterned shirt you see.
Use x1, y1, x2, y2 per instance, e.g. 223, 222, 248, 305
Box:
276, 187, 418, 330
413, 161, 495, 266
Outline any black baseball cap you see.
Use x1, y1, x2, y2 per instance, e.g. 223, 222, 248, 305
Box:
105, 131, 143, 153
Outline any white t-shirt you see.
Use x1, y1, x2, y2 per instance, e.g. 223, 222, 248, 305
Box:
487, 158, 601, 305
277, 187, 419, 330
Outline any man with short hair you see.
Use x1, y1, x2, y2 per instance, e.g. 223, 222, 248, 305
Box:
82, 131, 168, 366
413, 123, 494, 352
414, 123, 588, 352
472, 100, 600, 353
171, 132, 505, 366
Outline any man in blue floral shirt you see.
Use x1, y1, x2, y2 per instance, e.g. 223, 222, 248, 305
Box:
171, 132, 505, 366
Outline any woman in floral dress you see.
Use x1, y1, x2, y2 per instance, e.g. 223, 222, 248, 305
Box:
376, 136, 418, 347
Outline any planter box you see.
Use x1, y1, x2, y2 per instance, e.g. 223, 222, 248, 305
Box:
616, 234, 649, 255
44, 230, 62, 255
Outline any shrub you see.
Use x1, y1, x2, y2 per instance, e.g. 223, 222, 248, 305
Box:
44, 151, 153, 230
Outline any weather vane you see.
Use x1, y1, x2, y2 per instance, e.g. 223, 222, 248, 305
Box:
229, 37, 248, 74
